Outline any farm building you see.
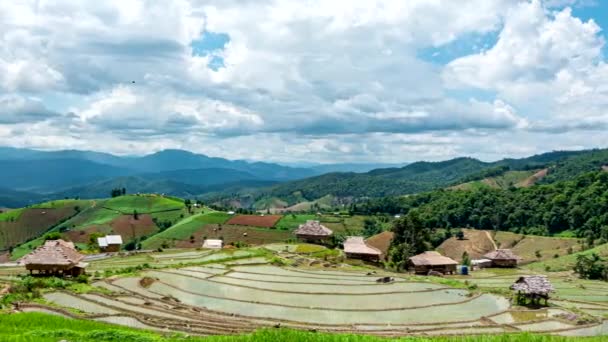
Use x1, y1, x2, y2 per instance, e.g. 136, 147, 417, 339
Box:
97, 235, 123, 252
20, 239, 87, 277
484, 249, 522, 267
408, 251, 458, 275
365, 231, 394, 260
202, 239, 223, 249
294, 220, 333, 243
343, 236, 382, 262
511, 275, 554, 305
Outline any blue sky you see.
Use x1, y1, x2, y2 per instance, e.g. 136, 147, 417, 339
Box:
0, 0, 607, 163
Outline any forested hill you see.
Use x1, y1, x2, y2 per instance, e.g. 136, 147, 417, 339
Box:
357, 171, 608, 241
223, 148, 608, 206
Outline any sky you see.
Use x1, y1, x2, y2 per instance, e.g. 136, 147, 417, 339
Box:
1, 0, 608, 164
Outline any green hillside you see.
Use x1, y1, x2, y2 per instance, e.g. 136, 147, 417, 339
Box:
209, 148, 608, 208
0, 200, 94, 252
452, 170, 539, 190
141, 211, 230, 249
8, 195, 192, 259
527, 243, 608, 272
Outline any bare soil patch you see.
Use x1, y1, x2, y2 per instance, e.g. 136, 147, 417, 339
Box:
436, 229, 496, 261
226, 215, 282, 228
0, 252, 9, 263
517, 168, 548, 187
174, 224, 292, 248
110, 214, 159, 241
0, 207, 76, 250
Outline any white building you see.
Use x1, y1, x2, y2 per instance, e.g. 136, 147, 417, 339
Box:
97, 235, 123, 252
202, 239, 223, 249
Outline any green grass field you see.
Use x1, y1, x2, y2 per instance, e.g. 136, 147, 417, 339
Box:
142, 212, 230, 248
0, 208, 24, 222
104, 195, 184, 214
527, 243, 608, 272
1, 313, 603, 342
274, 214, 317, 230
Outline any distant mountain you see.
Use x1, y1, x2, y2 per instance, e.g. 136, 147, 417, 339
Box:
210, 148, 608, 208
309, 163, 407, 174
139, 168, 260, 186
0, 148, 316, 181
0, 158, 131, 192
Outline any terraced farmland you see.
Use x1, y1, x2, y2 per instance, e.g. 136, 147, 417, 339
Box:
19, 249, 606, 337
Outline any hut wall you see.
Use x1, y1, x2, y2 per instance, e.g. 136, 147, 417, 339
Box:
492, 259, 517, 268
345, 252, 380, 262
296, 234, 328, 243
102, 244, 121, 252
412, 264, 456, 275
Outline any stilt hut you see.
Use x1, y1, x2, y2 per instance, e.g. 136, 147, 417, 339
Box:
408, 251, 458, 275
294, 220, 333, 243
484, 249, 522, 267
343, 236, 382, 262
20, 239, 87, 277
511, 275, 554, 306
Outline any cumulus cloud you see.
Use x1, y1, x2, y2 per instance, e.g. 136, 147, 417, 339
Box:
0, 94, 61, 124
0, 0, 606, 163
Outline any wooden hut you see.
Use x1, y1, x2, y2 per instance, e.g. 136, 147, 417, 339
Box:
365, 231, 394, 261
294, 220, 333, 243
511, 275, 554, 305
20, 239, 87, 277
343, 237, 382, 262
408, 251, 458, 275
484, 249, 522, 267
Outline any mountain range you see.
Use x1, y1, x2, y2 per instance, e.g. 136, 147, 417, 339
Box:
0, 146, 606, 208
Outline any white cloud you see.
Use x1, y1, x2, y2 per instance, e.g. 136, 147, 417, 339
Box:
0, 0, 606, 163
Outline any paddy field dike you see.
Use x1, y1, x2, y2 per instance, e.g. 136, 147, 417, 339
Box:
1, 246, 606, 338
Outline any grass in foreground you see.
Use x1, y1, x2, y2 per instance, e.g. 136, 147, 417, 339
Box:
0, 313, 604, 342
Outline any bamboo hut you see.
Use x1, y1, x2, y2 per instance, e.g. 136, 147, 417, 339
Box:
294, 220, 333, 243
343, 236, 382, 262
511, 275, 554, 305
408, 251, 458, 275
484, 249, 522, 267
20, 239, 87, 277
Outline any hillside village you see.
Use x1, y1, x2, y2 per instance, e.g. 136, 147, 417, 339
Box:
0, 190, 607, 338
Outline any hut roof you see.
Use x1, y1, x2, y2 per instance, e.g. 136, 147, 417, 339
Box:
484, 249, 522, 261
409, 251, 458, 266
510, 275, 554, 295
344, 237, 381, 256
294, 220, 333, 237
21, 240, 84, 266
365, 231, 394, 256
44, 239, 75, 249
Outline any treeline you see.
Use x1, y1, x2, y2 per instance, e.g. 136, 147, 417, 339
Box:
358, 171, 608, 244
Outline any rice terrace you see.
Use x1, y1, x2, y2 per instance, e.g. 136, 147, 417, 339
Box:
1, 193, 607, 341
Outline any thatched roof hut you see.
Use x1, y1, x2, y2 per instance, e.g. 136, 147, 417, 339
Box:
408, 251, 458, 275
344, 237, 381, 262
484, 249, 522, 267
511, 275, 554, 305
20, 239, 87, 276
295, 220, 332, 242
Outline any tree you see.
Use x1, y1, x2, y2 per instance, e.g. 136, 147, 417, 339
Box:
456, 230, 465, 240
461, 251, 471, 266
387, 210, 432, 271
133, 210, 139, 220
43, 232, 63, 241
574, 253, 607, 280
363, 218, 382, 238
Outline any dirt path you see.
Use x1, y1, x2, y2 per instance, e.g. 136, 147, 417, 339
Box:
485, 231, 498, 250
